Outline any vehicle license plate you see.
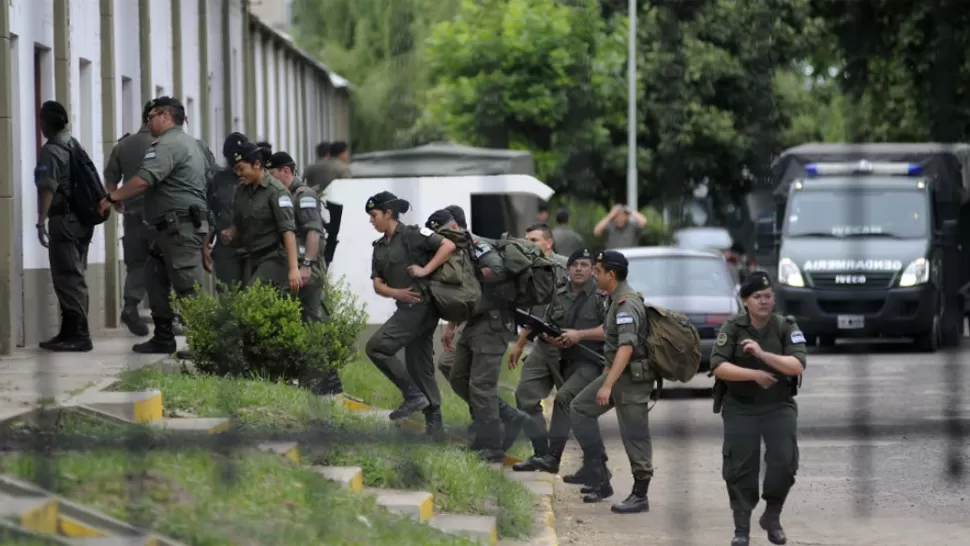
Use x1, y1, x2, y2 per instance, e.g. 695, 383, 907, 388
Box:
837, 315, 865, 329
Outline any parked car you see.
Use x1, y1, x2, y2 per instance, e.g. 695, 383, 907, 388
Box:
672, 226, 755, 285
617, 246, 743, 372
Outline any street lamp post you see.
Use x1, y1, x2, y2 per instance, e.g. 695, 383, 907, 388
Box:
626, 0, 638, 209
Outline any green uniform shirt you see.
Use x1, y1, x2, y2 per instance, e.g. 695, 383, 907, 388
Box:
604, 280, 649, 363
604, 221, 643, 249
103, 126, 154, 213
371, 224, 445, 299
549, 277, 610, 367
533, 253, 568, 320
232, 171, 297, 257
34, 130, 73, 211
305, 158, 352, 194
552, 226, 585, 258
288, 176, 324, 260
709, 312, 808, 403
136, 125, 209, 225
469, 237, 509, 313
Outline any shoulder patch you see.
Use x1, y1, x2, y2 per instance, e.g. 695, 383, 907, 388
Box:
299, 196, 317, 209
143, 149, 157, 160
716, 332, 728, 346
278, 195, 293, 208
473, 241, 492, 258
790, 330, 806, 344
419, 226, 434, 236
615, 312, 634, 325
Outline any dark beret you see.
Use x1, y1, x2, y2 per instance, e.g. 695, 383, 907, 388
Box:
267, 151, 295, 169
223, 132, 249, 160
567, 248, 594, 267
425, 209, 454, 231
596, 250, 628, 272
39, 101, 69, 124
366, 191, 398, 213
740, 271, 772, 299
227, 140, 260, 166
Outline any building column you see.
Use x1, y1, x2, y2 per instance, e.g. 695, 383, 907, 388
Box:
100, 0, 119, 328
138, 0, 152, 103
261, 36, 269, 139
54, 0, 71, 108
198, 0, 210, 143
172, 0, 183, 98
0, 0, 15, 354
221, 0, 232, 135
299, 64, 308, 166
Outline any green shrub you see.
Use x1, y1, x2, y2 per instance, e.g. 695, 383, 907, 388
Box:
175, 275, 368, 384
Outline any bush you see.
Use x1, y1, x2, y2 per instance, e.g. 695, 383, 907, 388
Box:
175, 275, 368, 384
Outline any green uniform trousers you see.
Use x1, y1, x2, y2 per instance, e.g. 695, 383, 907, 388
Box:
212, 242, 246, 292
121, 213, 151, 311
571, 371, 654, 480
146, 221, 205, 341
245, 252, 289, 288
514, 341, 564, 433
721, 397, 799, 513
548, 362, 601, 443
435, 322, 466, 380
365, 303, 441, 408
449, 311, 509, 429
48, 214, 93, 332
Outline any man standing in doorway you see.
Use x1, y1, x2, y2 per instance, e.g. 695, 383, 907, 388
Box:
34, 100, 94, 352
104, 99, 156, 337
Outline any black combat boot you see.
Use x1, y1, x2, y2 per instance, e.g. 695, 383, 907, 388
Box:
389, 382, 430, 420
133, 320, 178, 354
423, 405, 445, 439
731, 511, 751, 546
322, 369, 344, 395
121, 303, 149, 337
610, 478, 650, 514
513, 435, 550, 472
759, 503, 787, 545
514, 438, 563, 473
580, 458, 613, 503
499, 401, 527, 451
48, 314, 93, 352
475, 421, 505, 463
39, 316, 71, 350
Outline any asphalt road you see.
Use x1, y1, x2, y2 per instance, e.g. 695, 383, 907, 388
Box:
553, 340, 970, 546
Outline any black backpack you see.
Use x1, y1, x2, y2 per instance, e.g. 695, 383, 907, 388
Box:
51, 139, 110, 227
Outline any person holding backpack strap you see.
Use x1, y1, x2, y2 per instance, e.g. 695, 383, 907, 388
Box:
569, 250, 655, 514
365, 192, 457, 427
710, 271, 807, 546
34, 100, 94, 352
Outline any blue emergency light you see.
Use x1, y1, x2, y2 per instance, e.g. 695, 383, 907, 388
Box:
804, 161, 923, 176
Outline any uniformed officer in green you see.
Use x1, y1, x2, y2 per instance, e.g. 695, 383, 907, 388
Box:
34, 100, 94, 352
203, 132, 248, 290
99, 96, 209, 354
710, 271, 806, 546
506, 223, 568, 454
219, 138, 301, 294
436, 204, 471, 386
366, 192, 457, 429
267, 151, 343, 395
569, 250, 654, 514
514, 248, 608, 474
104, 99, 156, 337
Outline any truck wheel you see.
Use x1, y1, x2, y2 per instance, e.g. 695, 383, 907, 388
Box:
914, 316, 940, 353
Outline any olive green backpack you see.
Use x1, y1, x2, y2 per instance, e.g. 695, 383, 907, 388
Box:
487, 234, 558, 308
424, 228, 482, 322
639, 299, 702, 383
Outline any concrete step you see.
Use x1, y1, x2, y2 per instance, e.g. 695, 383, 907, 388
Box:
502, 467, 555, 497
74, 390, 163, 424
149, 417, 230, 434
257, 442, 300, 463
428, 513, 498, 546
0, 494, 58, 534
363, 487, 434, 522
68, 537, 157, 545
313, 465, 363, 493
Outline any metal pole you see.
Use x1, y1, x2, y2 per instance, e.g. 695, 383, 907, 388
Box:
626, 0, 638, 208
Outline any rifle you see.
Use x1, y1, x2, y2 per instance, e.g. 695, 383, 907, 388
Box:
513, 308, 606, 366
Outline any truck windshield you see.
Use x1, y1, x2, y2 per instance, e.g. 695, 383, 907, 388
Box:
784, 187, 929, 239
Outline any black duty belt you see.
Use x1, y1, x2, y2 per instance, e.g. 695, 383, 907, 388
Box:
154, 211, 193, 231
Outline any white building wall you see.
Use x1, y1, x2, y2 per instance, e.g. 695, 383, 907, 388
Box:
150, 0, 173, 99
228, 0, 244, 133
180, 0, 202, 138
206, 0, 225, 151
264, 39, 277, 146
253, 32, 264, 139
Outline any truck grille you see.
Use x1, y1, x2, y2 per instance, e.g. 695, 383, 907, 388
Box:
809, 272, 896, 289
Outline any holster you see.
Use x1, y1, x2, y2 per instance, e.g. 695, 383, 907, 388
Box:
713, 378, 727, 414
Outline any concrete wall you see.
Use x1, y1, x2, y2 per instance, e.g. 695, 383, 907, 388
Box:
0, 0, 353, 353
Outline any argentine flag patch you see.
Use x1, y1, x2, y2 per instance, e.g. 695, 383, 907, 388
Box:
616, 312, 634, 325
278, 196, 293, 208
299, 196, 317, 209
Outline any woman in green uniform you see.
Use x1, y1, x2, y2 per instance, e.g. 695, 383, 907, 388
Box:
709, 271, 807, 546
365, 191, 457, 427
219, 137, 301, 294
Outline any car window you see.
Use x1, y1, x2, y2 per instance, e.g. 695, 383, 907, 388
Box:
626, 256, 736, 297
673, 229, 733, 250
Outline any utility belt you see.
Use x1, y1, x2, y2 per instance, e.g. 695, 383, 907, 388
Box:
153, 207, 206, 234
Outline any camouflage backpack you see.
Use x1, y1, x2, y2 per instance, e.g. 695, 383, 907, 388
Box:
406, 228, 482, 322
486, 234, 558, 308
640, 299, 702, 383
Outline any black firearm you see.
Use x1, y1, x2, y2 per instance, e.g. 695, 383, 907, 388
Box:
513, 309, 606, 365
712, 377, 727, 414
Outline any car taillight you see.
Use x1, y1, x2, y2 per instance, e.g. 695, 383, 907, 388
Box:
706, 314, 731, 325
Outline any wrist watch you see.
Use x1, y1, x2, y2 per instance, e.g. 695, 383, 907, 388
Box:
105, 193, 117, 204
301, 258, 316, 268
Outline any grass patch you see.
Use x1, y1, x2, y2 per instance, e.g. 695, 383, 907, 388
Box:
0, 448, 474, 546
115, 368, 536, 539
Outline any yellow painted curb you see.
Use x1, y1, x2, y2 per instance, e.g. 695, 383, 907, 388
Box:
19, 498, 58, 535
347, 469, 364, 494
417, 494, 434, 522
132, 391, 164, 423
539, 495, 559, 546
284, 444, 300, 463
57, 514, 108, 538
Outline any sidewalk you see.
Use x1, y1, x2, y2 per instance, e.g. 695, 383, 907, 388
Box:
0, 329, 184, 420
